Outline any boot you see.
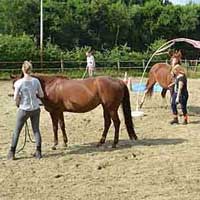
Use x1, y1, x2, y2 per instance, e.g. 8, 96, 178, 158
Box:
35, 146, 42, 159
170, 117, 179, 125
183, 115, 188, 125
7, 147, 16, 160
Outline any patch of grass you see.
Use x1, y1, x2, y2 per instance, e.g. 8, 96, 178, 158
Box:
0, 72, 12, 80
0, 68, 147, 79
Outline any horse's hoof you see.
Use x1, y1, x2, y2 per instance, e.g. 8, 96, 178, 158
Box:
129, 134, 137, 141
96, 142, 103, 147
52, 146, 57, 150
134, 135, 138, 140
129, 135, 134, 140
112, 144, 117, 148
63, 143, 68, 148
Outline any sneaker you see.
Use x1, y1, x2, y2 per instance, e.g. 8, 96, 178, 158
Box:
182, 120, 188, 125
170, 118, 179, 125
35, 150, 42, 159
7, 150, 15, 160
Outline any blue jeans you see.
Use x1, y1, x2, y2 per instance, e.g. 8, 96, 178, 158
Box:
171, 92, 188, 116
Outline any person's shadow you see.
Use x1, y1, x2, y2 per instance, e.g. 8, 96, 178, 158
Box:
188, 105, 200, 115
187, 105, 200, 124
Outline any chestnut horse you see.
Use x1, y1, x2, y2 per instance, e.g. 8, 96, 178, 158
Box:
11, 75, 137, 149
139, 50, 182, 108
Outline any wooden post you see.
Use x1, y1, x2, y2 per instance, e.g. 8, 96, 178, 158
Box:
117, 60, 120, 71
61, 59, 64, 73
142, 59, 145, 70
40, 0, 43, 68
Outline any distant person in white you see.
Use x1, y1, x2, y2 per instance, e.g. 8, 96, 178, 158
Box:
86, 50, 95, 77
8, 61, 44, 160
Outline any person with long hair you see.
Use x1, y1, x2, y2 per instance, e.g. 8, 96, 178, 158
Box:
8, 61, 44, 160
169, 65, 189, 125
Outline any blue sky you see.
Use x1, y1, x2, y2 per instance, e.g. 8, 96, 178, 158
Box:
170, 0, 200, 4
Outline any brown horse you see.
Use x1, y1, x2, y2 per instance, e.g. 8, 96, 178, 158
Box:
11, 75, 137, 149
139, 50, 182, 108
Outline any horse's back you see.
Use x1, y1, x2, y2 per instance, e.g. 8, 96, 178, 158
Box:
150, 63, 171, 73
147, 63, 172, 88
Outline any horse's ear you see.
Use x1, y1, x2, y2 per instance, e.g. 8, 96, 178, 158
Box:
177, 50, 182, 58
10, 74, 17, 79
20, 72, 24, 78
168, 50, 173, 57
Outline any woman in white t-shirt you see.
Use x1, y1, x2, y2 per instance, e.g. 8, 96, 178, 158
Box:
8, 61, 44, 160
86, 50, 95, 77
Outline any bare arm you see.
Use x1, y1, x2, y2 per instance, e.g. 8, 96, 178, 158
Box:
177, 81, 183, 97
37, 81, 44, 98
168, 82, 175, 88
13, 85, 21, 107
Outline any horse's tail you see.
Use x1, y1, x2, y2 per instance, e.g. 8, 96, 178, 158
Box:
122, 84, 137, 140
145, 78, 154, 97
161, 88, 167, 98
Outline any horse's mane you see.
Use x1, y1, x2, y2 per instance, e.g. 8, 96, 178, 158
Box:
32, 73, 70, 83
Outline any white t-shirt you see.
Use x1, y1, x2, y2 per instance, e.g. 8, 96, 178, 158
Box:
87, 55, 95, 68
14, 77, 44, 111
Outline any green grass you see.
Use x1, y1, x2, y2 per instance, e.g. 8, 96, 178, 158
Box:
1, 67, 200, 80
0, 68, 147, 80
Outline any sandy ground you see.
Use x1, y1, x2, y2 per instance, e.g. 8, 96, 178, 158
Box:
0, 78, 200, 200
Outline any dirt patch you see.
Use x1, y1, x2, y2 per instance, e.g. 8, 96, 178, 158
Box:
0, 79, 200, 200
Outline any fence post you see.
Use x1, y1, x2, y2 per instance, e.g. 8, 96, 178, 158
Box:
142, 59, 145, 70
61, 59, 64, 72
184, 59, 189, 74
117, 60, 120, 71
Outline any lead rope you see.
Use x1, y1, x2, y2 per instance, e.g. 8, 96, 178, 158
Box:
16, 121, 35, 153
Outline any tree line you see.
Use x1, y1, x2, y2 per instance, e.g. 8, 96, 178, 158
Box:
0, 0, 200, 63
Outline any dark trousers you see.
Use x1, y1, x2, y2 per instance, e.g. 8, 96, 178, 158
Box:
11, 108, 42, 150
171, 92, 188, 116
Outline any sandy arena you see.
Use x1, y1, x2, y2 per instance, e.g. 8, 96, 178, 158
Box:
0, 78, 200, 200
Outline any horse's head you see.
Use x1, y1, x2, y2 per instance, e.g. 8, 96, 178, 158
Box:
169, 50, 182, 67
8, 74, 20, 97
10, 74, 21, 90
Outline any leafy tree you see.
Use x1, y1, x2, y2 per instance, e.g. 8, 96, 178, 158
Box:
0, 34, 38, 61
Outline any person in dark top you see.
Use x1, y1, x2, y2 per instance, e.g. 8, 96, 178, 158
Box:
169, 65, 189, 125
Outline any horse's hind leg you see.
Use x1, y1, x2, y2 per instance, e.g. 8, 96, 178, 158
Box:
139, 89, 148, 109
161, 88, 168, 109
97, 107, 111, 147
110, 110, 120, 148
140, 77, 156, 108
58, 112, 68, 147
50, 112, 59, 150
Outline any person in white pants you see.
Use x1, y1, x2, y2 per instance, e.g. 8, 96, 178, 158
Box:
86, 50, 95, 77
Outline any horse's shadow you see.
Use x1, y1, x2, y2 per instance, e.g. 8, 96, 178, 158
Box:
67, 138, 186, 155
2, 138, 186, 160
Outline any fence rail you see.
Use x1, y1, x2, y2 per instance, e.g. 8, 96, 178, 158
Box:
0, 59, 200, 78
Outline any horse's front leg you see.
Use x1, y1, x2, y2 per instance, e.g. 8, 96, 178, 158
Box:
97, 108, 111, 147
50, 112, 59, 150
58, 112, 68, 147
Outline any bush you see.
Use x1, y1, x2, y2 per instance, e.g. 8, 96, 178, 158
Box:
0, 34, 39, 61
